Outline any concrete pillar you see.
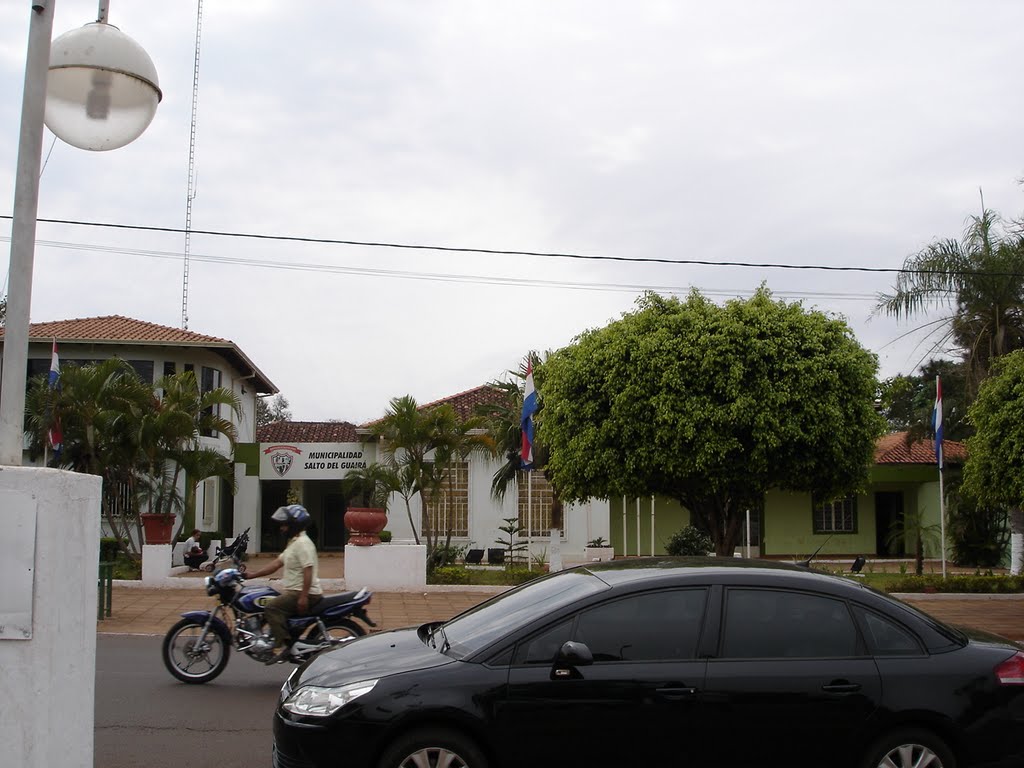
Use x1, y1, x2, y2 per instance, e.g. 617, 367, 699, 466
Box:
0, 466, 102, 768
142, 544, 172, 583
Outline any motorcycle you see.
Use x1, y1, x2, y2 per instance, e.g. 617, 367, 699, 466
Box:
203, 526, 251, 573
161, 567, 376, 684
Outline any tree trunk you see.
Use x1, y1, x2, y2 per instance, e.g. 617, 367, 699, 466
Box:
1010, 506, 1024, 576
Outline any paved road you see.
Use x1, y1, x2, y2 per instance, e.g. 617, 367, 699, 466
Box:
96, 635, 289, 768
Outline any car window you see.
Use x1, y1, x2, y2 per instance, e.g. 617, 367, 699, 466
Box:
440, 569, 608, 659
722, 589, 858, 659
575, 589, 708, 662
853, 606, 922, 655
515, 619, 575, 665
512, 588, 708, 665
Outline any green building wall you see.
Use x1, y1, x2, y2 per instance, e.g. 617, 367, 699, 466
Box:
605, 463, 949, 560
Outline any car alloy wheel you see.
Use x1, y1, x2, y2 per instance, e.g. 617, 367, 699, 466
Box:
379, 728, 487, 768
875, 744, 943, 768
396, 746, 468, 768
863, 729, 955, 768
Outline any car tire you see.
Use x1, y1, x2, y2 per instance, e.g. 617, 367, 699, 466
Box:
860, 728, 957, 768
377, 727, 488, 768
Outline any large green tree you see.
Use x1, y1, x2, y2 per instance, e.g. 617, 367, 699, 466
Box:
961, 349, 1024, 574
538, 289, 886, 556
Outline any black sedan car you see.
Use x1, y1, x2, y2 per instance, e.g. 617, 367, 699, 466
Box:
273, 558, 1024, 768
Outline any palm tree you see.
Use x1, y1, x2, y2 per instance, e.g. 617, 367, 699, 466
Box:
878, 204, 1024, 560
877, 208, 1024, 397
373, 395, 437, 547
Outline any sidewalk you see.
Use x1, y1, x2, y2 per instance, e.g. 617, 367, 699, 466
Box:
97, 554, 1024, 643
98, 553, 505, 636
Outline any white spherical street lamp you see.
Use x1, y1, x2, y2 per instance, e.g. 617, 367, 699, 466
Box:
0, 1, 162, 465
45, 20, 162, 151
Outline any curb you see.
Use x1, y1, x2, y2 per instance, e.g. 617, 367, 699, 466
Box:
111, 578, 508, 594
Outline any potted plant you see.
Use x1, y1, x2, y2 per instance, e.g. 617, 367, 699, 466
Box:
341, 464, 398, 546
584, 536, 615, 562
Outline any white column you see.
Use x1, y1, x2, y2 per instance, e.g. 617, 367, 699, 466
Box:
0, 467, 102, 768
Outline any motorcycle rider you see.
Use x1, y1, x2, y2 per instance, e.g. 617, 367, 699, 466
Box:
244, 504, 322, 663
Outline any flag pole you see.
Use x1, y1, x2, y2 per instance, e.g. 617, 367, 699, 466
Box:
934, 374, 946, 579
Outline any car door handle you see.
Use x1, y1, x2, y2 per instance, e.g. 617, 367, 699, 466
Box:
656, 686, 698, 699
821, 682, 861, 694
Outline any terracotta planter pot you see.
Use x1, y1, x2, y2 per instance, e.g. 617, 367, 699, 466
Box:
140, 513, 176, 545
344, 507, 388, 546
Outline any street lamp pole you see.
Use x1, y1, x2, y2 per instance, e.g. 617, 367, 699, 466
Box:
0, 0, 161, 465
0, 1, 55, 466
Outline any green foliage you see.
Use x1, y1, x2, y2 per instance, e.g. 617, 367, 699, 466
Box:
664, 525, 713, 556
964, 350, 1024, 511
586, 537, 608, 548
539, 288, 885, 556
429, 542, 469, 569
877, 207, 1024, 396
99, 537, 122, 562
427, 565, 543, 586
885, 574, 1024, 593
428, 566, 472, 585
494, 517, 529, 567
379, 530, 393, 543
876, 360, 970, 442
340, 463, 399, 511
947, 490, 1008, 568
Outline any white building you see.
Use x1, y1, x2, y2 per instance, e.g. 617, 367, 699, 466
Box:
1, 315, 277, 546
2, 316, 608, 562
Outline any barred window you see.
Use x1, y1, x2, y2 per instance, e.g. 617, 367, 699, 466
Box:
813, 495, 857, 534
421, 461, 469, 537
518, 471, 562, 537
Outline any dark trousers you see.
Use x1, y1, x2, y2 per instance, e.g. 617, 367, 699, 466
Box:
184, 552, 206, 569
265, 591, 322, 646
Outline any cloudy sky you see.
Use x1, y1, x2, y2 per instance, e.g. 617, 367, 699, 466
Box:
2, 1, 1023, 423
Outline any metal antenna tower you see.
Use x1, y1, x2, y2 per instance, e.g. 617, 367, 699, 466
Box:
181, 0, 204, 329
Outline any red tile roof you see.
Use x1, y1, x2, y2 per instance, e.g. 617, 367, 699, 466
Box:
360, 384, 509, 427
416, 384, 508, 421
875, 431, 966, 465
9, 315, 230, 344
1, 315, 277, 394
257, 421, 361, 443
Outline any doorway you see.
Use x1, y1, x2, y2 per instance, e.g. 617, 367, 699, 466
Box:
322, 492, 348, 551
874, 491, 905, 556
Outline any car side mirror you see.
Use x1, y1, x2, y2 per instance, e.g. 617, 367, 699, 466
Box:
552, 641, 593, 679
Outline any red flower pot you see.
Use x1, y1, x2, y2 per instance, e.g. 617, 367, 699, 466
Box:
140, 513, 175, 545
344, 507, 388, 546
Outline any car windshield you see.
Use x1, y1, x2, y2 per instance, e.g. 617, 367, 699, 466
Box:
438, 569, 608, 659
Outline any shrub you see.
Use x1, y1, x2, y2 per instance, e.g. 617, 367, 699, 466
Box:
587, 537, 608, 548
427, 566, 471, 585
379, 530, 393, 543
665, 525, 713, 556
99, 537, 122, 562
429, 542, 469, 570
886, 575, 1024, 593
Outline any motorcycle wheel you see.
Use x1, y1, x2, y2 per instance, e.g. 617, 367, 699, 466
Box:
162, 618, 230, 684
306, 618, 366, 646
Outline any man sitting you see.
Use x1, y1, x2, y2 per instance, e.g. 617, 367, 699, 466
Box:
183, 529, 206, 571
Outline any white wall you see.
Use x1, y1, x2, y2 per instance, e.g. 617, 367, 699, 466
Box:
0, 467, 102, 768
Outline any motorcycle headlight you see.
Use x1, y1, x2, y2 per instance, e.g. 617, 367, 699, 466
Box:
281, 680, 378, 717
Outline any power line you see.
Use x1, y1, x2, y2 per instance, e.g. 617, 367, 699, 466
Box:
11, 235, 888, 302
5, 213, 1015, 277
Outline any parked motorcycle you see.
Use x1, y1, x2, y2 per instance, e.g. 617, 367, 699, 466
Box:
161, 567, 376, 684
202, 527, 251, 573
